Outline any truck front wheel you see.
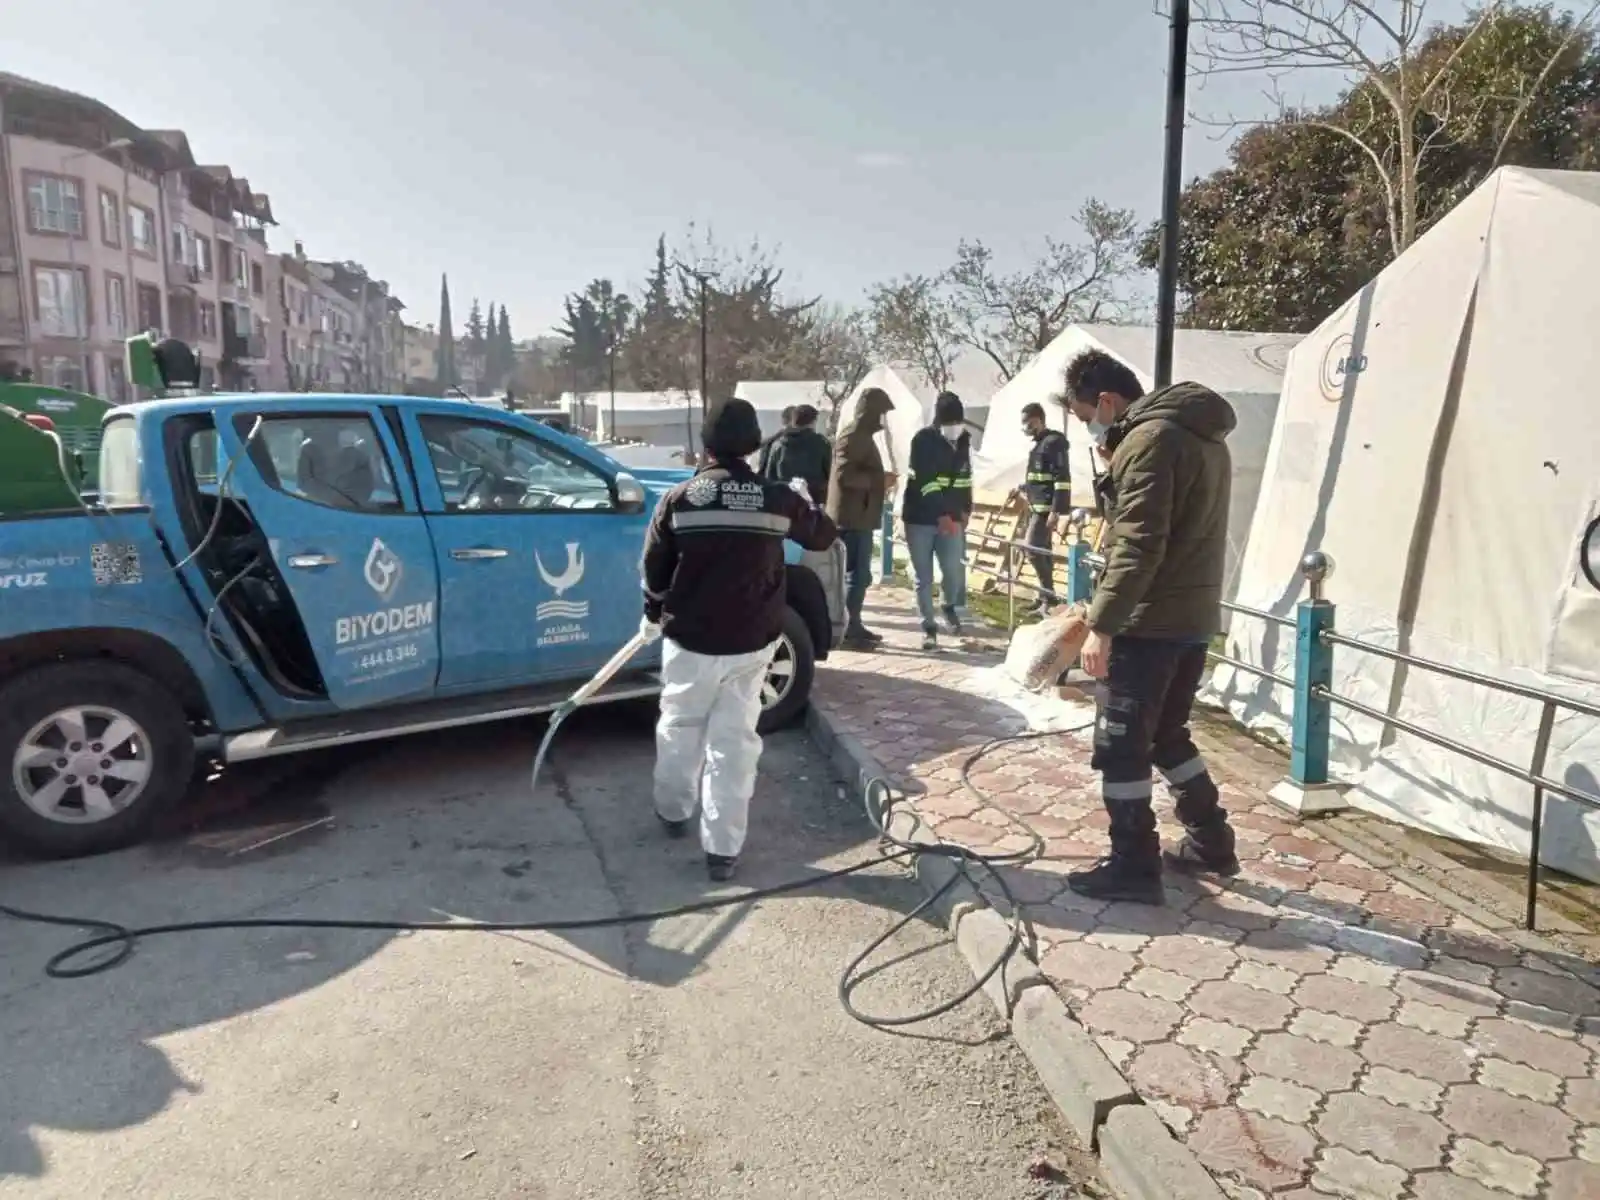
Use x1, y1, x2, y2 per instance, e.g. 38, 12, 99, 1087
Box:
756, 606, 816, 734
0, 661, 195, 858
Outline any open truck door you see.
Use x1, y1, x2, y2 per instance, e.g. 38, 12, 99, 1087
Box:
213, 405, 442, 708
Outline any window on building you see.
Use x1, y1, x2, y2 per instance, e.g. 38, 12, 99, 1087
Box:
106, 274, 127, 337
37, 355, 88, 392
106, 358, 128, 405
233, 247, 248, 288
129, 204, 156, 253
200, 301, 217, 339
195, 236, 212, 276
99, 189, 121, 247
250, 261, 264, 296
34, 266, 88, 337
27, 174, 83, 235
171, 224, 187, 265
136, 282, 162, 333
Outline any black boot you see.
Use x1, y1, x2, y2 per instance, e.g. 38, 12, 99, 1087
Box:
1163, 824, 1240, 878
1166, 772, 1239, 876
843, 619, 881, 650
707, 853, 738, 882
657, 812, 692, 839
1067, 855, 1165, 905
941, 606, 962, 636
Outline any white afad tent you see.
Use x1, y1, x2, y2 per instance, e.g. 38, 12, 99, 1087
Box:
977, 324, 1298, 598
1210, 166, 1600, 884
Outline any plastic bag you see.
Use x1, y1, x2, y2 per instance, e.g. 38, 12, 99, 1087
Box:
1002, 603, 1092, 693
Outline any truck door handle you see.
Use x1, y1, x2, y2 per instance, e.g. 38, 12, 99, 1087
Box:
451, 547, 509, 560
287, 553, 339, 569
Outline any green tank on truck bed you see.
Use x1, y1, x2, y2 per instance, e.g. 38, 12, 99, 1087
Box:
0, 382, 846, 859
0, 383, 115, 514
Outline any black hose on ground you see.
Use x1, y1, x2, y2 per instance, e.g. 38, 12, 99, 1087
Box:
0, 719, 1094, 1029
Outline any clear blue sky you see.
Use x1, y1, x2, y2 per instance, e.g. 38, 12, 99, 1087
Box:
9, 0, 1498, 336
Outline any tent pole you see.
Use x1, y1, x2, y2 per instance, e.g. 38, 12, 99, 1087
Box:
1154, 0, 1190, 390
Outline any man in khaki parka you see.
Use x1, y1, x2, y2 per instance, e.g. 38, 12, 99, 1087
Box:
827, 386, 896, 648
1060, 348, 1240, 905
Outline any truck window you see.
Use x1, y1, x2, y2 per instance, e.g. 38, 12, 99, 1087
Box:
236, 413, 402, 513
98, 417, 142, 508
417, 414, 615, 513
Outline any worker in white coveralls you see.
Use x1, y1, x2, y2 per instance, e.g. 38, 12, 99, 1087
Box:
639, 397, 839, 881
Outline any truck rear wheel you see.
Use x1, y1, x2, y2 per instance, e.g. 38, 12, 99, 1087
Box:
756, 606, 816, 734
0, 661, 195, 858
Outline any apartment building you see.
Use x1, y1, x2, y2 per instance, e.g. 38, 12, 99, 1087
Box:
401, 322, 438, 389
1, 71, 407, 399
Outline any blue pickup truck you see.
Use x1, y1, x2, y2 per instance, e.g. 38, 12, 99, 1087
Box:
0, 392, 846, 858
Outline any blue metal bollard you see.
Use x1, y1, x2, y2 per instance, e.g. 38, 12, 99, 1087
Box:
1288, 553, 1336, 788
879, 504, 894, 578
1066, 542, 1092, 606
1065, 510, 1094, 605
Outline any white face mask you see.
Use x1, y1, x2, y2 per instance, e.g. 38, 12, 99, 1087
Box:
940, 423, 963, 441
1088, 421, 1111, 447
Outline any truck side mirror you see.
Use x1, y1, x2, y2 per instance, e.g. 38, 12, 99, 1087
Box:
613, 472, 646, 515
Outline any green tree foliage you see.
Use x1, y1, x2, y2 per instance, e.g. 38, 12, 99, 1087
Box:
1162, 2, 1600, 332
434, 274, 457, 388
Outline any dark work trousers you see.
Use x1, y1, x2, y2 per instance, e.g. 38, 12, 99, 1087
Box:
1025, 512, 1056, 602
841, 529, 874, 623
1089, 635, 1231, 867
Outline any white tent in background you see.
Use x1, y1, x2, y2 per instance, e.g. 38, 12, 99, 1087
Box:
560, 390, 703, 449
734, 380, 828, 439
834, 357, 1004, 491
977, 324, 1298, 596
1211, 166, 1600, 884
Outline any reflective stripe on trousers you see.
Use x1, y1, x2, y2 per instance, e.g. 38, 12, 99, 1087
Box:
653, 637, 777, 858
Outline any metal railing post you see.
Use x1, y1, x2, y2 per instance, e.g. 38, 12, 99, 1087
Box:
1269, 551, 1347, 817
1066, 508, 1093, 605
1524, 699, 1557, 931
879, 504, 893, 579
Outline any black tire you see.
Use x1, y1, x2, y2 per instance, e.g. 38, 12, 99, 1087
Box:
0, 660, 195, 859
757, 606, 816, 734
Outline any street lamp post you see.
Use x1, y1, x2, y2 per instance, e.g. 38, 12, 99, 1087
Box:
58, 137, 134, 394
1153, 0, 1190, 390
605, 292, 617, 441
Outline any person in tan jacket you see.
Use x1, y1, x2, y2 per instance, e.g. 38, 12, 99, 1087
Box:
826, 387, 896, 648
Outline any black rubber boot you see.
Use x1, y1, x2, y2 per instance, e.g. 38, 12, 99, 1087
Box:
941, 607, 962, 635
1066, 855, 1165, 905
706, 854, 738, 882
657, 812, 692, 839
920, 623, 938, 650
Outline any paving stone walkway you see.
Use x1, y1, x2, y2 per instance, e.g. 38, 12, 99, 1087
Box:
816, 586, 1600, 1200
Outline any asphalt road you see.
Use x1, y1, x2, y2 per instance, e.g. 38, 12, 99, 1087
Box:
0, 703, 1099, 1199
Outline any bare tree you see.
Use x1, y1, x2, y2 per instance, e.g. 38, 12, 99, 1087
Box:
942, 198, 1141, 380
801, 306, 876, 417
865, 275, 961, 392
1188, 1, 1600, 257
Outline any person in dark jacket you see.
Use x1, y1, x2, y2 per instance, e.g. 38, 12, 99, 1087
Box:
826, 386, 896, 648
755, 406, 797, 477
902, 391, 972, 649
764, 403, 832, 504
1059, 349, 1239, 905
641, 398, 838, 880
1017, 402, 1072, 611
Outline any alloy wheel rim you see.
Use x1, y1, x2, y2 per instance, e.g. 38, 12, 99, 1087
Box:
12, 706, 154, 825
761, 636, 796, 709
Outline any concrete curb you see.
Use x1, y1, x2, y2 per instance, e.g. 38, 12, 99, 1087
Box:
804, 700, 1227, 1200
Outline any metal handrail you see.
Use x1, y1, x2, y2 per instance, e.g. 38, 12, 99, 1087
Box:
1321, 630, 1600, 721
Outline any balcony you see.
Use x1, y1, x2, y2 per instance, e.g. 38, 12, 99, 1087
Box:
223, 325, 268, 362
166, 261, 202, 290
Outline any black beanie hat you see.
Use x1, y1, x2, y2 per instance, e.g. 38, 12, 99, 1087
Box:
934, 391, 964, 425
702, 397, 763, 460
